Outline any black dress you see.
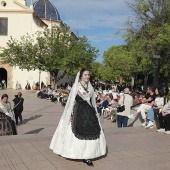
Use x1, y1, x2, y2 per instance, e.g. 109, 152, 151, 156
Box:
71, 94, 101, 140
13, 97, 24, 125
0, 111, 17, 136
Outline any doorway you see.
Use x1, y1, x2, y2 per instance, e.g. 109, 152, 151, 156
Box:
0, 68, 7, 88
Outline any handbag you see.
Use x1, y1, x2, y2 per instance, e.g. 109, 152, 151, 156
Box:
117, 95, 125, 112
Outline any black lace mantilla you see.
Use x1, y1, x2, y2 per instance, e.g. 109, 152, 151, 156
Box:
0, 112, 17, 136
71, 95, 101, 140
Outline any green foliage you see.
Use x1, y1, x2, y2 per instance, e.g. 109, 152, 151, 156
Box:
125, 0, 170, 80
102, 45, 136, 82
167, 91, 170, 101
0, 24, 99, 84
90, 62, 104, 80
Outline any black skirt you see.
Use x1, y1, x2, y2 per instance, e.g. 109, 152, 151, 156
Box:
0, 112, 17, 136
71, 95, 101, 140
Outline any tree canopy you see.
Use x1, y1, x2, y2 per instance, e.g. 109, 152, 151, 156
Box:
125, 0, 170, 77
100, 0, 170, 86
102, 45, 136, 83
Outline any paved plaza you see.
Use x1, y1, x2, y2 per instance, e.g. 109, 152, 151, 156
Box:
0, 89, 170, 170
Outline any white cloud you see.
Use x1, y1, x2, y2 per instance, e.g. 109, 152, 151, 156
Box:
63, 15, 128, 30
53, 0, 133, 30
84, 30, 125, 43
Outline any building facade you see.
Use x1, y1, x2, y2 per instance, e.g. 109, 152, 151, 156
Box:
0, 0, 71, 89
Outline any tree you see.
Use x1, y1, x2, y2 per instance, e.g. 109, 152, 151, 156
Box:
102, 45, 136, 83
90, 62, 104, 80
0, 24, 99, 87
124, 0, 170, 87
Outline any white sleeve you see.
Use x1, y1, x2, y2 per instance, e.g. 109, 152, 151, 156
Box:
5, 112, 15, 120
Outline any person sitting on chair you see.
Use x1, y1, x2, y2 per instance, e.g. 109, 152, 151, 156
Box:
97, 95, 109, 116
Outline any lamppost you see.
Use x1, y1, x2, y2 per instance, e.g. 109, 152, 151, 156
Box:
152, 55, 161, 88
50, 23, 54, 87
131, 65, 138, 90
39, 70, 41, 90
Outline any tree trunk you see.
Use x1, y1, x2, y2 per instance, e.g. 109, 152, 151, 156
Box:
131, 76, 135, 89
165, 71, 170, 87
55, 72, 66, 85
119, 75, 123, 85
143, 73, 148, 91
50, 69, 60, 89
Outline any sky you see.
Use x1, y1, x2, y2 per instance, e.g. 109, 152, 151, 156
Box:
30, 0, 134, 63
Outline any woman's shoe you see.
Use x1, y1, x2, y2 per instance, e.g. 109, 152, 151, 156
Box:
164, 131, 170, 135
83, 159, 94, 166
156, 128, 165, 133
145, 121, 153, 129
111, 119, 116, 123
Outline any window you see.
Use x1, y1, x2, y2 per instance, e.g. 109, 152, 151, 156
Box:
1, 1, 7, 7
0, 18, 8, 36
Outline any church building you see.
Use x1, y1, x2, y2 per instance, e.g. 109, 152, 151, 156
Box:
0, 0, 73, 89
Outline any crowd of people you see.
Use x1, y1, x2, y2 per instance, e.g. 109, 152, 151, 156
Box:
36, 83, 72, 107
35, 77, 170, 134
49, 68, 170, 166
94, 83, 170, 134
0, 69, 170, 167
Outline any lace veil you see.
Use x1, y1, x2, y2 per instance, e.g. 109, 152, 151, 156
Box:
60, 70, 98, 142
61, 71, 80, 141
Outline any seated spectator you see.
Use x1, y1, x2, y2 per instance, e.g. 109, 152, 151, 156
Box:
66, 83, 72, 91
104, 93, 114, 119
129, 86, 156, 127
50, 90, 58, 102
110, 97, 118, 122
130, 91, 144, 110
96, 93, 104, 114
96, 91, 103, 102
97, 95, 109, 116
145, 88, 165, 129
134, 91, 142, 103
117, 83, 124, 93
37, 87, 48, 99
47, 86, 53, 99
161, 100, 170, 134
59, 90, 69, 107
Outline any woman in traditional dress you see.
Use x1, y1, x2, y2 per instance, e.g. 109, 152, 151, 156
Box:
0, 94, 17, 135
50, 68, 106, 166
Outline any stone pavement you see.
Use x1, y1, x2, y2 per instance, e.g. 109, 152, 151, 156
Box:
0, 89, 170, 170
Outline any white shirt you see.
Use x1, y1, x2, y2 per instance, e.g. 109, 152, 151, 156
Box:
155, 97, 164, 107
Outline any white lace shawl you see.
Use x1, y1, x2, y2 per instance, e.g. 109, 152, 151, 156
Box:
0, 101, 15, 120
60, 71, 98, 142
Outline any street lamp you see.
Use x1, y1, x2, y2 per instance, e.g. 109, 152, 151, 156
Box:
39, 70, 41, 90
131, 65, 138, 90
152, 55, 161, 88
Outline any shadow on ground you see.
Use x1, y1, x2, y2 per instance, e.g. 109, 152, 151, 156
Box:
24, 128, 44, 134
23, 115, 42, 124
